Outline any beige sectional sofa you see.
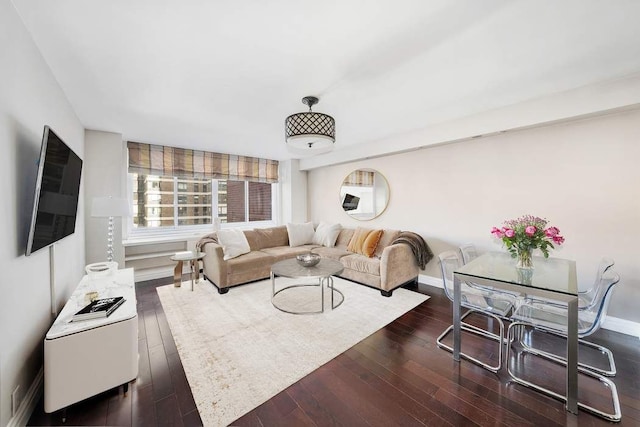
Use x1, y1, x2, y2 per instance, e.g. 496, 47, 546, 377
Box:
199, 225, 427, 297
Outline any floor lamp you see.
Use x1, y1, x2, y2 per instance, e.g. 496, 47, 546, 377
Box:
91, 196, 130, 262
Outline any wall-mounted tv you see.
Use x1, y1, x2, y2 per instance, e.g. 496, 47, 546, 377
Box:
26, 126, 83, 256
342, 193, 360, 211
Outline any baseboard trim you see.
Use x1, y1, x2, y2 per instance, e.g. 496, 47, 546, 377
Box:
7, 366, 43, 427
418, 274, 640, 339
134, 267, 174, 282
601, 316, 640, 339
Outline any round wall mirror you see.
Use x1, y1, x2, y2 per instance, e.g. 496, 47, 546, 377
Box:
340, 169, 390, 220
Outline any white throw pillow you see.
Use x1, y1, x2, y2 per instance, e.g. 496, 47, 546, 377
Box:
286, 222, 315, 247
313, 222, 342, 247
217, 228, 251, 260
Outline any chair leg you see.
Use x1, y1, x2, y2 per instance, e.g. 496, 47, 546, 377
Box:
519, 327, 616, 376
506, 322, 622, 422
437, 309, 504, 373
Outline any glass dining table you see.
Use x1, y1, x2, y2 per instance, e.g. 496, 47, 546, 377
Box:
453, 251, 578, 414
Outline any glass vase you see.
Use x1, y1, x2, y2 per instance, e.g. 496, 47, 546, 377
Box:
516, 248, 534, 269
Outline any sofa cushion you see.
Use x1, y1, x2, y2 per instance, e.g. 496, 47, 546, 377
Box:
374, 229, 401, 258
311, 246, 352, 261
347, 228, 383, 258
335, 228, 355, 248
260, 245, 320, 262
312, 222, 342, 247
244, 230, 261, 251
217, 229, 251, 260
226, 251, 275, 286
286, 222, 315, 247
226, 250, 274, 272
255, 226, 289, 249
340, 254, 381, 276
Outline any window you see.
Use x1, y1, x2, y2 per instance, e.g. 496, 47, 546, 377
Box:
130, 174, 275, 232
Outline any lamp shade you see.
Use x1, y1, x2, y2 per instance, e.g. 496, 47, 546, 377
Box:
91, 196, 130, 217
285, 96, 335, 154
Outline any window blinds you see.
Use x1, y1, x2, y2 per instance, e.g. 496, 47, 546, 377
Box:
127, 142, 279, 183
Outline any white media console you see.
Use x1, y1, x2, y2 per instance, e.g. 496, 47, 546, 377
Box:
44, 268, 138, 414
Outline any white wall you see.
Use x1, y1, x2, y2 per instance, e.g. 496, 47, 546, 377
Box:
279, 159, 307, 224
307, 108, 640, 325
84, 130, 126, 266
0, 1, 85, 424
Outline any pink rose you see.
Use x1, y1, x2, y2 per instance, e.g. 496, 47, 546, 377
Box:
553, 235, 565, 245
525, 225, 537, 236
545, 227, 560, 237
491, 226, 504, 238
504, 228, 515, 238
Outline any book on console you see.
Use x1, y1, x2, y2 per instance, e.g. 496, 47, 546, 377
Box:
72, 296, 125, 322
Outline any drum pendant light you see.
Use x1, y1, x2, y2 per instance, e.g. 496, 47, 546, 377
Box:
285, 96, 335, 154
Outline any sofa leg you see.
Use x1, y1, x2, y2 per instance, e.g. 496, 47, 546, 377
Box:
381, 290, 393, 297
218, 287, 229, 294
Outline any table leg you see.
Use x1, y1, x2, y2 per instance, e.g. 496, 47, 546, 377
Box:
320, 277, 324, 313
330, 277, 334, 308
566, 296, 578, 414
190, 260, 195, 291
271, 271, 275, 297
173, 261, 183, 287
453, 274, 461, 361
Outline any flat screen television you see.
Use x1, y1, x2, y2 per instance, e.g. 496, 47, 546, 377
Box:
26, 126, 83, 256
342, 193, 360, 211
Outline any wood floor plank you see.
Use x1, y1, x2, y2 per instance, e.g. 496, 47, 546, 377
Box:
131, 384, 158, 427
155, 394, 185, 427
136, 337, 152, 388
105, 387, 132, 427
166, 351, 198, 416
148, 340, 174, 402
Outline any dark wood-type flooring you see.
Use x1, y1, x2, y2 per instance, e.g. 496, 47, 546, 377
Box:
28, 277, 640, 426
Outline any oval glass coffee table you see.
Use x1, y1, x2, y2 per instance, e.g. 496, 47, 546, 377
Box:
271, 258, 344, 315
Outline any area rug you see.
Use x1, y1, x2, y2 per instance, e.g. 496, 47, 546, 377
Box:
157, 277, 429, 426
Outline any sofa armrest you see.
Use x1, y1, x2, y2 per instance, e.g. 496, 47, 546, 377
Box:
202, 242, 227, 287
380, 243, 419, 291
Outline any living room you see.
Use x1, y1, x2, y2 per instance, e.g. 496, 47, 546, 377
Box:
2, 1, 640, 426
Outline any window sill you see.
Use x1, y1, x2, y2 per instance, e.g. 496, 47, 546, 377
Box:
123, 232, 207, 247
123, 221, 278, 246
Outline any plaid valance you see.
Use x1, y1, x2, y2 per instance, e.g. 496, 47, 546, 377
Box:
343, 170, 375, 187
127, 142, 279, 183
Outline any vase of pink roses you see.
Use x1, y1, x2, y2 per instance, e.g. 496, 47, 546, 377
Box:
491, 215, 565, 269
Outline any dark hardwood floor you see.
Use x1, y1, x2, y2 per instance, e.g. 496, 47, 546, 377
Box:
28, 277, 639, 426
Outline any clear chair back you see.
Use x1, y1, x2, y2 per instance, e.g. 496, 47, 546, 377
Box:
438, 251, 463, 302
458, 244, 479, 265
584, 271, 619, 336
581, 257, 614, 307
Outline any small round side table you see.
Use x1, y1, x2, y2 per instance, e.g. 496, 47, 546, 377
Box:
170, 252, 206, 291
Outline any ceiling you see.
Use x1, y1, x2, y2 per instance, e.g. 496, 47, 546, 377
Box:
12, 0, 640, 162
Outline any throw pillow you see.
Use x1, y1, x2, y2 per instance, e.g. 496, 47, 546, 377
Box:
312, 222, 342, 247
347, 227, 372, 253
286, 222, 315, 247
216, 228, 251, 260
362, 229, 383, 257
347, 228, 383, 258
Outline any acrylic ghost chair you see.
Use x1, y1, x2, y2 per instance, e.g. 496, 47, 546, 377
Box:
518, 257, 616, 376
525, 257, 614, 310
507, 271, 621, 422
458, 243, 480, 264
436, 251, 516, 373
458, 244, 522, 299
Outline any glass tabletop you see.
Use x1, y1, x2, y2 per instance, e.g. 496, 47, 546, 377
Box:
272, 258, 344, 279
455, 251, 577, 296
170, 252, 206, 261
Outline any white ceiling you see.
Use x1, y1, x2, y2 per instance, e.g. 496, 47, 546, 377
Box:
12, 0, 640, 161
